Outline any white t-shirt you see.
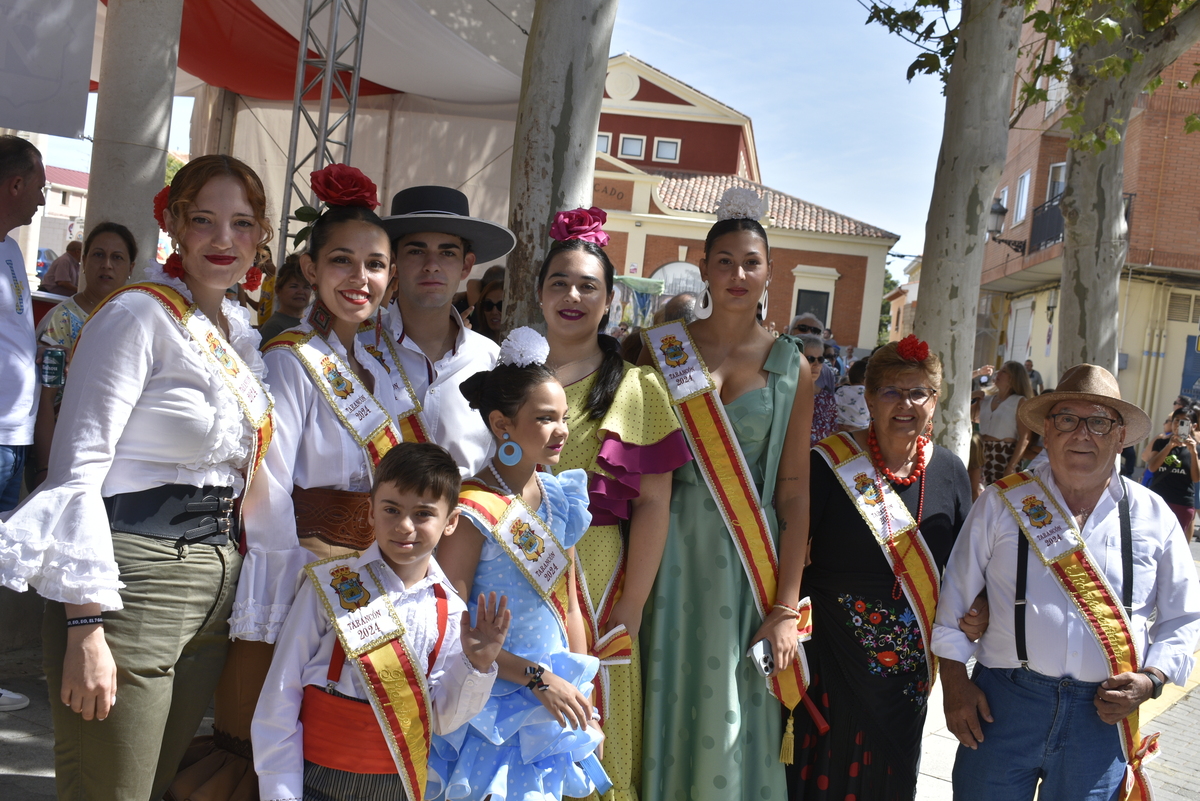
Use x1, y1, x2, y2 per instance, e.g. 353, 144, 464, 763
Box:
0, 236, 39, 445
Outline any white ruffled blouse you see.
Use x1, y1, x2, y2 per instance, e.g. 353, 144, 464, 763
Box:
233, 320, 404, 643
0, 266, 269, 610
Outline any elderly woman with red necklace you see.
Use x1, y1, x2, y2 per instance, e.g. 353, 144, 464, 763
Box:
790, 336, 976, 801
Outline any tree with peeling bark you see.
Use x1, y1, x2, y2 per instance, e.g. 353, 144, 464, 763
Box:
1026, 2, 1200, 372
866, 0, 1026, 459
504, 0, 620, 332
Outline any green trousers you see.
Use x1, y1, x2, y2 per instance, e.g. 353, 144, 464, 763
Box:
43, 531, 241, 801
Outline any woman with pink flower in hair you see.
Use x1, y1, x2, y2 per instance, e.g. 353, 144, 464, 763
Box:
531, 208, 691, 801
794, 335, 974, 800
0, 155, 274, 801
168, 163, 409, 799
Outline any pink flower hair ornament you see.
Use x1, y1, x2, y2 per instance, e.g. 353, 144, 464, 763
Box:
550, 207, 609, 247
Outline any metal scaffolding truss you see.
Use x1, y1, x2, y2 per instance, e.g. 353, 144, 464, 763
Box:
279, 0, 369, 250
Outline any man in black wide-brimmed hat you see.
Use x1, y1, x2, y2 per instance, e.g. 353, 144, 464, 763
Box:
379, 186, 516, 477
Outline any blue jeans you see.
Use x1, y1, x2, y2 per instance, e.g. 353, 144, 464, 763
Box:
0, 444, 26, 512
952, 666, 1125, 801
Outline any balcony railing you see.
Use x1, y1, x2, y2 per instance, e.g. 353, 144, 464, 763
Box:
1029, 192, 1135, 255
1029, 194, 1064, 253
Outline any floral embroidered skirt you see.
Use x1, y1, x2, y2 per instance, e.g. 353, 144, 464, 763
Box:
785, 585, 931, 801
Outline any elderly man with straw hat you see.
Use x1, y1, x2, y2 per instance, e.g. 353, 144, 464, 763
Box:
931, 364, 1200, 801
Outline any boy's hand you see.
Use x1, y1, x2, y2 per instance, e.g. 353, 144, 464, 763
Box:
462, 592, 510, 673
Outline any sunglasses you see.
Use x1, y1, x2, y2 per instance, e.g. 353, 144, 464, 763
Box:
806, 354, 826, 364
793, 324, 822, 335
481, 299, 503, 312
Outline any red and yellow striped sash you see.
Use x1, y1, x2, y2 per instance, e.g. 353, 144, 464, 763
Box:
994, 472, 1158, 801
357, 319, 431, 444
265, 329, 400, 467
91, 282, 274, 485
305, 554, 435, 801
814, 432, 941, 685
458, 480, 571, 633
643, 320, 810, 734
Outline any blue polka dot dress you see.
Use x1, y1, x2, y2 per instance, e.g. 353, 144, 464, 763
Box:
433, 469, 608, 801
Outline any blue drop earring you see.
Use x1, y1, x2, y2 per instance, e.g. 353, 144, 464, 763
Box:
498, 433, 523, 466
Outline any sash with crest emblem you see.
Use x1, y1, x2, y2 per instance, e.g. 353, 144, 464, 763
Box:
356, 318, 431, 444
642, 320, 815, 758
994, 471, 1159, 801
457, 479, 572, 636
305, 552, 438, 801
264, 329, 400, 466
89, 283, 274, 486
813, 432, 942, 688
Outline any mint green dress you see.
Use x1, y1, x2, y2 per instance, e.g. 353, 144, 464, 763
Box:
641, 337, 801, 801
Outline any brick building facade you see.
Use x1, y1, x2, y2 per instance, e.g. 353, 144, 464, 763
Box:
591, 55, 896, 351
980, 29, 1200, 442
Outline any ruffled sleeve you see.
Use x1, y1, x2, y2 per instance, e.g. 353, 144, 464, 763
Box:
587, 366, 691, 525
0, 298, 151, 609
543, 469, 593, 549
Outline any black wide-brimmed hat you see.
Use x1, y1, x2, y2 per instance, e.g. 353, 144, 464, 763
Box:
380, 186, 516, 263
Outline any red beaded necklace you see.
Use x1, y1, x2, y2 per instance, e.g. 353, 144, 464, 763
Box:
865, 425, 929, 600
867, 425, 929, 486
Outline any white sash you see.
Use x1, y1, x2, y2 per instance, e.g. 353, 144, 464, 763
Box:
187, 312, 272, 430
996, 475, 1085, 564
291, 331, 399, 453
307, 554, 405, 658
357, 323, 424, 422
826, 447, 918, 544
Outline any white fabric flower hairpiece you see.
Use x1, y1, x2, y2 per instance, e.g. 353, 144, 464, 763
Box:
498, 326, 551, 368
715, 186, 768, 222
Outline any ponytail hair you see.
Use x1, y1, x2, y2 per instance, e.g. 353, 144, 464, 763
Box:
536, 238, 625, 421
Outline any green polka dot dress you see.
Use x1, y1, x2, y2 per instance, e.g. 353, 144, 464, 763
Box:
641, 337, 801, 801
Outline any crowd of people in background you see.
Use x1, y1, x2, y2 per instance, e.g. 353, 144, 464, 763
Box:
0, 133, 1197, 801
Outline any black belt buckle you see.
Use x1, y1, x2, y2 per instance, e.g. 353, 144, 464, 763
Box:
105, 485, 238, 546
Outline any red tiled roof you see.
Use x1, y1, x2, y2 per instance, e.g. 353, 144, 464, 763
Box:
650, 169, 898, 240
45, 166, 89, 191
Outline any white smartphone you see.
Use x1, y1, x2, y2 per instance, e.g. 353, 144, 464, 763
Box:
1178, 419, 1192, 438
747, 639, 774, 677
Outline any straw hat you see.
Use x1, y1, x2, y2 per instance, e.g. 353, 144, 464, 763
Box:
1018, 363, 1150, 445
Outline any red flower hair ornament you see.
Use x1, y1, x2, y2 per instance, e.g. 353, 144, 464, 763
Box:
896, 334, 930, 363
293, 163, 379, 247
550, 207, 609, 247
153, 186, 171, 233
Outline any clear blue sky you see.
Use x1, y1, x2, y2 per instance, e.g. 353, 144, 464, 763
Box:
42, 2, 945, 278
609, 1, 948, 277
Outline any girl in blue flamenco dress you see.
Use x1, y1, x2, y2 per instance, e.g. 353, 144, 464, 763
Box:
436, 327, 610, 801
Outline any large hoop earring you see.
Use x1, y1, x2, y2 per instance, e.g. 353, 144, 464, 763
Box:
694, 281, 713, 320
758, 280, 770, 321
497, 432, 523, 466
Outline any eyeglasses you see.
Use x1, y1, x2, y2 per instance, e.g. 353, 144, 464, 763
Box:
481, 299, 503, 312
876, 386, 937, 405
793, 324, 821, 335
1048, 413, 1121, 436
806, 354, 825, 364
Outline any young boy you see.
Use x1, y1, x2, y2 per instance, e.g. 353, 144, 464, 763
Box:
252, 442, 509, 801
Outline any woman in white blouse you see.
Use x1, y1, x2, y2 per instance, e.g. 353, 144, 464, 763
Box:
172, 166, 404, 796
0, 155, 274, 801
976, 360, 1035, 485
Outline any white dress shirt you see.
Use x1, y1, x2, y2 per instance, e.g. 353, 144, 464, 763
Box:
0, 236, 39, 445
0, 266, 265, 610
251, 547, 496, 801
932, 461, 1200, 685
235, 320, 405, 642
385, 302, 497, 477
